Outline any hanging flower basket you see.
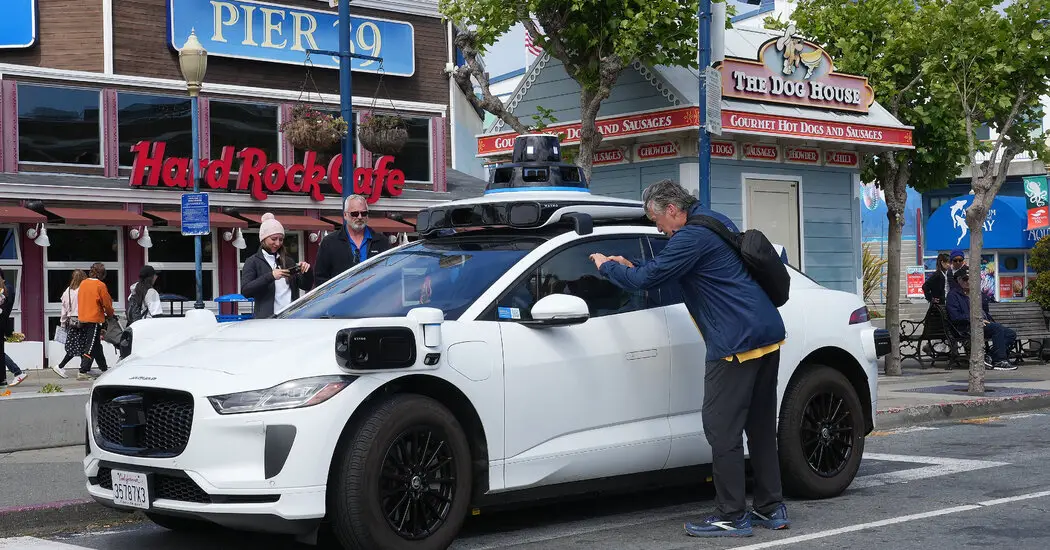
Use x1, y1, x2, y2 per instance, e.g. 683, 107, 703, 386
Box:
358, 114, 409, 155
279, 105, 348, 152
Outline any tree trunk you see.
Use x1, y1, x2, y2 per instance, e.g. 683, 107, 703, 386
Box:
882, 161, 910, 376
966, 196, 988, 395
576, 89, 604, 182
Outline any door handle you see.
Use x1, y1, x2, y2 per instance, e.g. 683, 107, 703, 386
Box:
626, 349, 657, 360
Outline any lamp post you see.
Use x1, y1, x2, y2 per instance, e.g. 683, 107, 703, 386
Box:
179, 30, 208, 310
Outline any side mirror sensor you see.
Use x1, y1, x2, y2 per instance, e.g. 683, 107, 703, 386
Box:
525, 294, 590, 327
335, 327, 417, 369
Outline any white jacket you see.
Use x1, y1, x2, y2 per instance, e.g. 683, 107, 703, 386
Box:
60, 287, 79, 325
129, 283, 163, 318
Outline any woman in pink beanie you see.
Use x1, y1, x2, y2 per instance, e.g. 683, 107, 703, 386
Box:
239, 213, 314, 317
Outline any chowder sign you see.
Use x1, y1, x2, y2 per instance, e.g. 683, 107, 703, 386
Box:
719, 25, 874, 114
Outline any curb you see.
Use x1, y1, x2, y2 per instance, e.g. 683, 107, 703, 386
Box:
0, 499, 140, 537
875, 391, 1050, 429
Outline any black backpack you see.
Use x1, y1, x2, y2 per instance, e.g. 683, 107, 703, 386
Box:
126, 289, 146, 325
686, 214, 791, 307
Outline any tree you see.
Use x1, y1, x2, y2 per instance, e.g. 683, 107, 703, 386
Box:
767, 0, 969, 377
921, 0, 1050, 394
440, 0, 721, 180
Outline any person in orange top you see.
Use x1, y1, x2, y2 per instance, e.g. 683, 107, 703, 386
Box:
75, 263, 115, 380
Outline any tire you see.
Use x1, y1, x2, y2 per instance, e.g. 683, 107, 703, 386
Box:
331, 394, 473, 550
777, 363, 866, 499
145, 512, 218, 532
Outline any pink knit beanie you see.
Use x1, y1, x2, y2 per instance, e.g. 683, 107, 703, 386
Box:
258, 213, 285, 242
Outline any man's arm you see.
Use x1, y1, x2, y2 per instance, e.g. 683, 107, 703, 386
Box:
313, 238, 333, 288
596, 232, 701, 291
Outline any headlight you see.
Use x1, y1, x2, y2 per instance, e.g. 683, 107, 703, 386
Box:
207, 376, 356, 415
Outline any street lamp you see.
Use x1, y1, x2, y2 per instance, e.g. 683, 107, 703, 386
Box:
179, 29, 208, 310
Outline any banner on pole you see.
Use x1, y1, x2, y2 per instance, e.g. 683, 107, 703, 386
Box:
1024, 175, 1049, 231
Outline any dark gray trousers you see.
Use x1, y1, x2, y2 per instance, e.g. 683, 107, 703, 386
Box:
702, 350, 784, 518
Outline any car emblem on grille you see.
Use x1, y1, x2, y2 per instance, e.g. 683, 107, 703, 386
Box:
112, 394, 147, 448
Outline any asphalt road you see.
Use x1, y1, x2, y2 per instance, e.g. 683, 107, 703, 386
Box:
6, 411, 1050, 550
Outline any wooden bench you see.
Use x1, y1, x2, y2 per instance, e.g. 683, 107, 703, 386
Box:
988, 301, 1050, 360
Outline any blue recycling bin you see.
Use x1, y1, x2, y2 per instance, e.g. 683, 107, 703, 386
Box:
214, 294, 255, 322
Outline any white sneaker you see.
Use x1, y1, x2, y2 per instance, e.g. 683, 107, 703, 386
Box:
8, 373, 28, 387
50, 363, 69, 379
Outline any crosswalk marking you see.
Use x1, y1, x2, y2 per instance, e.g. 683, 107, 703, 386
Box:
851, 453, 1008, 489
0, 537, 87, 549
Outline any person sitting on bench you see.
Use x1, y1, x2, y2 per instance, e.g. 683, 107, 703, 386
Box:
946, 265, 1017, 371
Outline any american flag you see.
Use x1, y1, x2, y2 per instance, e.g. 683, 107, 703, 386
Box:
524, 27, 543, 56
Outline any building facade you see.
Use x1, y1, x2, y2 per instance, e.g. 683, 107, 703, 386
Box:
0, 0, 488, 363
476, 25, 914, 295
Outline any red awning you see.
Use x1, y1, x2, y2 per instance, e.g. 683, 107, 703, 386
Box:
46, 207, 153, 226
144, 210, 249, 228
0, 206, 47, 224
321, 216, 415, 233
240, 213, 335, 231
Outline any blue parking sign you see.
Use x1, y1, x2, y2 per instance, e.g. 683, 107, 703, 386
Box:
181, 193, 210, 236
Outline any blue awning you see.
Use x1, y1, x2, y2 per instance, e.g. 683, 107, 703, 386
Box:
925, 194, 1037, 251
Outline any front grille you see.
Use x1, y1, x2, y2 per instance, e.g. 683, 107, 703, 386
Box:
95, 466, 211, 503
92, 386, 194, 458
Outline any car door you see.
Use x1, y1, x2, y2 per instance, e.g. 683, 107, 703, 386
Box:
645, 235, 714, 469
492, 235, 672, 490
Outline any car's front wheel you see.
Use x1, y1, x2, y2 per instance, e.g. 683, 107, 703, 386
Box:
777, 363, 866, 499
331, 394, 472, 550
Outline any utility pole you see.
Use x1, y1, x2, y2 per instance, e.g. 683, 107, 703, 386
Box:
698, 0, 712, 209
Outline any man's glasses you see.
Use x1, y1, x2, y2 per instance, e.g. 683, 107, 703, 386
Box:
951, 258, 964, 263
347, 211, 369, 218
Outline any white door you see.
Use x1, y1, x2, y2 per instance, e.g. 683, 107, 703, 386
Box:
494, 236, 672, 490
746, 178, 801, 268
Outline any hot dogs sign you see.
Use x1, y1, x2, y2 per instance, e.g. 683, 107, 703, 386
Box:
719, 24, 874, 114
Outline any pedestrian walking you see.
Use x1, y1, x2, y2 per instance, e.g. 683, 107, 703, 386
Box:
52, 269, 88, 379
0, 270, 27, 389
589, 179, 789, 538
127, 264, 163, 325
75, 263, 115, 381
313, 194, 392, 288
240, 213, 314, 318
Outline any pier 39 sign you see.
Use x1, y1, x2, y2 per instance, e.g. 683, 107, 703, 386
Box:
719, 25, 874, 114
168, 0, 415, 77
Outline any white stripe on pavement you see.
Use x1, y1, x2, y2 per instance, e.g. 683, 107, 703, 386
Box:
850, 453, 1008, 489
730, 490, 1050, 550
0, 537, 87, 549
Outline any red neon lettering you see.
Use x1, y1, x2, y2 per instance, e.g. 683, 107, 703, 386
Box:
205, 146, 235, 189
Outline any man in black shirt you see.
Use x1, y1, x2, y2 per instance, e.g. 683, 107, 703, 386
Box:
313, 194, 392, 288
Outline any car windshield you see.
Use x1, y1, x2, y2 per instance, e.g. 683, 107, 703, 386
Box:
277, 235, 544, 320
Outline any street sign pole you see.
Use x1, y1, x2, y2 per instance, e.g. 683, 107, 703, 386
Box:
697, 0, 712, 209
190, 94, 204, 309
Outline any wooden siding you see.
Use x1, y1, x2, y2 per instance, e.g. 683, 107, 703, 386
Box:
112, 0, 448, 106
590, 159, 680, 200
0, 0, 104, 72
507, 59, 675, 125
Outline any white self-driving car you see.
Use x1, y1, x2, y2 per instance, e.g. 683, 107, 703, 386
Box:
84, 188, 889, 550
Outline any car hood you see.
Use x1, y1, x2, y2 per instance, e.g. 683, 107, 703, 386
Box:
123, 319, 356, 376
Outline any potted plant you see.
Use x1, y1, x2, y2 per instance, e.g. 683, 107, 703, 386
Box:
357, 114, 409, 155
279, 105, 348, 152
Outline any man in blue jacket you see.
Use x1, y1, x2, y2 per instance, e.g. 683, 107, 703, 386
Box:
946, 265, 1017, 371
590, 179, 788, 538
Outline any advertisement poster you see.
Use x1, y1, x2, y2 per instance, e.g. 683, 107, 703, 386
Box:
906, 266, 926, 298
999, 276, 1026, 300
980, 254, 996, 301
1024, 175, 1050, 231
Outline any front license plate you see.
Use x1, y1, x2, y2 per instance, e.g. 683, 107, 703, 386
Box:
110, 469, 150, 510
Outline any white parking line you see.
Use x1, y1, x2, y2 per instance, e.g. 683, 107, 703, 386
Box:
731, 490, 1050, 549
0, 537, 86, 549
850, 453, 1008, 489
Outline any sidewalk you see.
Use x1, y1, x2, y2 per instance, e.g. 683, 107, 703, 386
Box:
3, 359, 1050, 536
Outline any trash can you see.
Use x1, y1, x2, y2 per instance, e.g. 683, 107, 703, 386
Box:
215, 294, 255, 322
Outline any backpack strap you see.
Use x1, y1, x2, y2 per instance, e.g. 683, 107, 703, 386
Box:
686, 214, 741, 252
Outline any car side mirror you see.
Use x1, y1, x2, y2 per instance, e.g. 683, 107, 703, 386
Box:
525, 294, 590, 327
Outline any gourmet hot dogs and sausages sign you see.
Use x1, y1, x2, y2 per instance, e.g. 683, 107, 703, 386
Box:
719, 26, 874, 114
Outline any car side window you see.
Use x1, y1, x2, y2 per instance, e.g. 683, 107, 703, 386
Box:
647, 236, 684, 306
494, 237, 649, 321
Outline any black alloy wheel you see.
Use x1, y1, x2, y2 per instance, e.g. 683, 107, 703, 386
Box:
799, 391, 854, 477
380, 427, 458, 540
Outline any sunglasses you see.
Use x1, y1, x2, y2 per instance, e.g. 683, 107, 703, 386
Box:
346, 211, 369, 218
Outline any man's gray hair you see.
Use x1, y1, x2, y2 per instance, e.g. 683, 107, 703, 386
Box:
343, 194, 368, 212
641, 179, 697, 215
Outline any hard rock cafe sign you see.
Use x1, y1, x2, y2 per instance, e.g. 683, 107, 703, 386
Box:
719, 24, 874, 114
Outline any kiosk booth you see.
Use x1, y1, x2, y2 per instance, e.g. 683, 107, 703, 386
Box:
924, 194, 1037, 302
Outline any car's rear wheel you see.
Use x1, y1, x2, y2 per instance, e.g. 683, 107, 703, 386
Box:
777, 363, 865, 499
145, 512, 218, 532
331, 394, 472, 550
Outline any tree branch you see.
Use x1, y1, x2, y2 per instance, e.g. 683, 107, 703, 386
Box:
890, 72, 923, 116
522, 16, 582, 79
450, 30, 530, 134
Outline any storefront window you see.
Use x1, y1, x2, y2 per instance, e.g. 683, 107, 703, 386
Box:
385, 117, 431, 183
118, 93, 192, 166
44, 228, 122, 306
0, 227, 22, 333
145, 229, 218, 302
210, 101, 279, 169
0, 228, 19, 261
17, 84, 102, 165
